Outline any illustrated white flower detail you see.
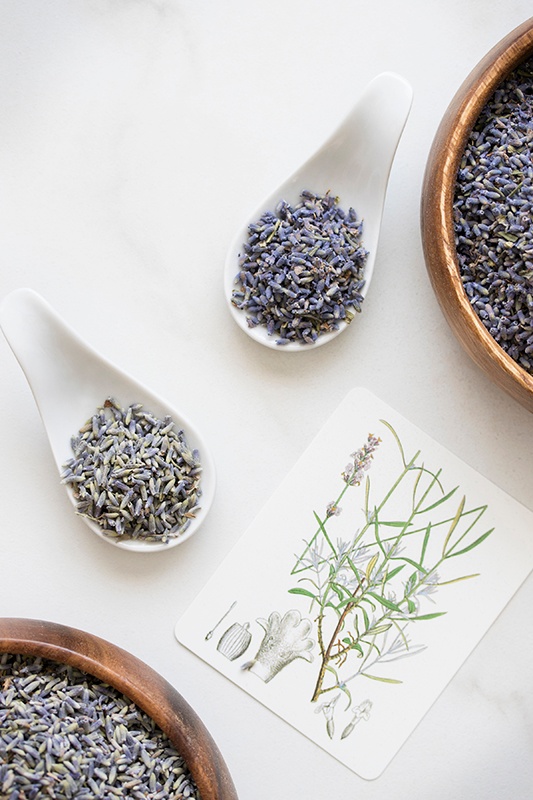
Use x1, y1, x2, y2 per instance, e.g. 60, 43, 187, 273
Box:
340, 699, 373, 739
242, 609, 315, 682
326, 501, 342, 517
315, 693, 340, 739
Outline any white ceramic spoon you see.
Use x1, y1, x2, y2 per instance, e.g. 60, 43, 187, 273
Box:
0, 288, 216, 553
224, 72, 413, 350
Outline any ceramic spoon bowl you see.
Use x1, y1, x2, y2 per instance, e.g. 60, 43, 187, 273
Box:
0, 288, 216, 552
224, 71, 413, 351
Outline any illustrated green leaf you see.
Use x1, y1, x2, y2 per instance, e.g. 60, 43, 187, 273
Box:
368, 623, 392, 635
313, 510, 337, 555
297, 576, 321, 591
360, 605, 371, 630
364, 475, 371, 519
336, 597, 356, 610
325, 664, 339, 678
410, 612, 447, 621
442, 504, 489, 557
407, 598, 416, 614
361, 672, 403, 684
367, 591, 403, 613
366, 553, 379, 581
437, 573, 480, 586
383, 564, 405, 583
379, 521, 412, 528
412, 462, 424, 506
394, 555, 427, 573
362, 638, 382, 657
446, 528, 494, 558
330, 582, 349, 602
420, 522, 431, 565
442, 495, 466, 555
372, 508, 384, 552
360, 595, 377, 612
404, 571, 418, 597
416, 465, 444, 494
418, 486, 459, 514
379, 419, 409, 468
390, 617, 410, 650
288, 588, 316, 599
346, 556, 362, 584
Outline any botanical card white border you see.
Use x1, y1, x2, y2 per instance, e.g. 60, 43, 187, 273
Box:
175, 388, 533, 780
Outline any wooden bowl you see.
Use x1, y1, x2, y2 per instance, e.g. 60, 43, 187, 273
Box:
0, 617, 238, 800
421, 17, 533, 412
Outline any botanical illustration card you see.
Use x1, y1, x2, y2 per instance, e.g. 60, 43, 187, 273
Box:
175, 388, 533, 780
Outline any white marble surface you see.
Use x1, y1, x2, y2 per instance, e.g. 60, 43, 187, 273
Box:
0, 1, 532, 797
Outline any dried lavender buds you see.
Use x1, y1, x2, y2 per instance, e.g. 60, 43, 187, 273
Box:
0, 652, 200, 799
231, 190, 368, 345
61, 398, 201, 543
454, 57, 533, 374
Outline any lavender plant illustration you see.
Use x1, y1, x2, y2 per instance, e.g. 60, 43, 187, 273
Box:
289, 422, 493, 736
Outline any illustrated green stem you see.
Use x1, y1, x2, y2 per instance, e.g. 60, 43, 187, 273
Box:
310, 464, 445, 701
311, 597, 359, 702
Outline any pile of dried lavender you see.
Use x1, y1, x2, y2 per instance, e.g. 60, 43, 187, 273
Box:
453, 57, 533, 374
0, 653, 200, 799
61, 398, 201, 543
231, 190, 368, 345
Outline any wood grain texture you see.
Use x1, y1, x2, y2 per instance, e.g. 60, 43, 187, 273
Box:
421, 16, 533, 412
0, 617, 239, 800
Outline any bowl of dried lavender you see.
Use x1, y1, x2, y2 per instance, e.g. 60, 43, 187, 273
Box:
421, 17, 533, 412
0, 617, 238, 800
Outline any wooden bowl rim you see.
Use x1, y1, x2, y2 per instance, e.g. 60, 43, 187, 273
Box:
421, 16, 533, 411
0, 617, 238, 800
